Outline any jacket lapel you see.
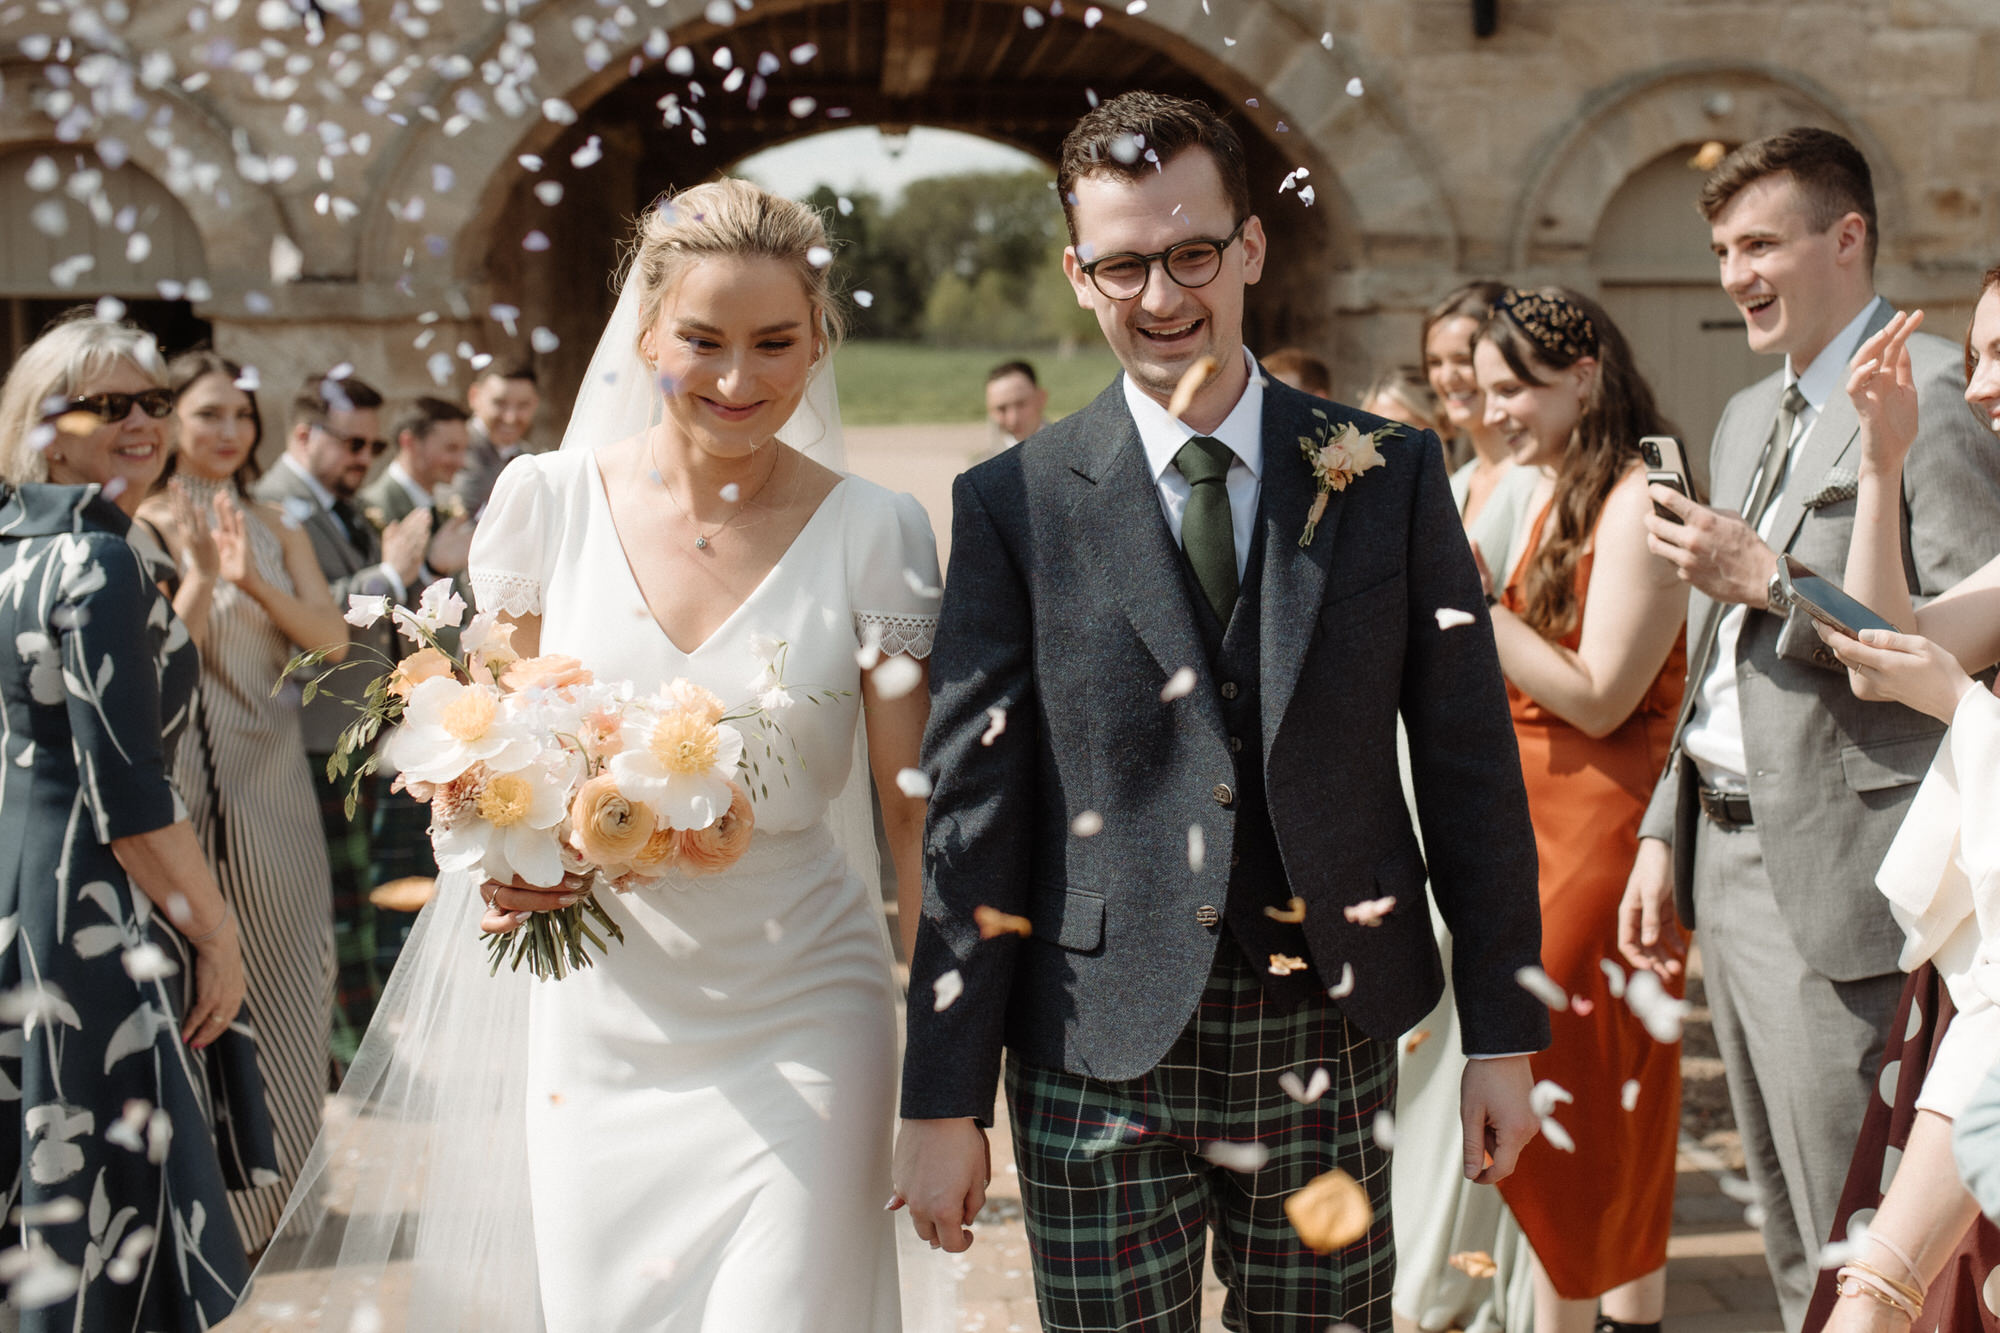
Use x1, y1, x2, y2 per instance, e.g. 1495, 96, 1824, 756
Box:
1258, 384, 1341, 757
1066, 384, 1218, 710
1762, 300, 1896, 558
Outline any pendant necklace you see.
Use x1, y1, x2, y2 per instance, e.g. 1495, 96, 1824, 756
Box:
647, 432, 783, 550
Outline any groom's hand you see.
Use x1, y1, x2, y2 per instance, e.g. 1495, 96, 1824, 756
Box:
1459, 1054, 1537, 1185
892, 1117, 990, 1253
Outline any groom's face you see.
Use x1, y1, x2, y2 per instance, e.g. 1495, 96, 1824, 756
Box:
1064, 150, 1265, 424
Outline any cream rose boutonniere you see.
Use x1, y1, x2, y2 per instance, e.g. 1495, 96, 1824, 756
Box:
1298, 410, 1401, 547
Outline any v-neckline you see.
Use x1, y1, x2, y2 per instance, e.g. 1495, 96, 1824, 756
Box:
587, 455, 847, 657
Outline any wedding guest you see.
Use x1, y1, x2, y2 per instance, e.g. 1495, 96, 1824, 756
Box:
0, 311, 275, 1325
1360, 365, 1442, 436
250, 372, 427, 1067
1960, 1060, 2000, 1225
449, 361, 540, 516
1390, 278, 1549, 1333
1263, 345, 1332, 397
1622, 128, 2000, 1331
984, 360, 1048, 448
136, 349, 346, 1252
1800, 280, 2000, 1331
1476, 286, 1687, 1333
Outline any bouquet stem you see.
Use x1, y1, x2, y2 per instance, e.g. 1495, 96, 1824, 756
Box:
486, 889, 628, 980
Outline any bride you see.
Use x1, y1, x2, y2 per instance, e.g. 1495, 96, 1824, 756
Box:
241, 179, 953, 1331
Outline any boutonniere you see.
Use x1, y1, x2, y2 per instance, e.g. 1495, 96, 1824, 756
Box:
363, 505, 389, 531
1299, 410, 1400, 547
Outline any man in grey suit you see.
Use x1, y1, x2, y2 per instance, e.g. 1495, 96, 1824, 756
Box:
1620, 128, 2000, 1330
446, 362, 540, 518
251, 371, 429, 1063
896, 93, 1547, 1331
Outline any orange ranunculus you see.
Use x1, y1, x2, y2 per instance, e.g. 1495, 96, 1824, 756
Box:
666, 678, 726, 724
388, 646, 453, 700
568, 773, 656, 870
625, 825, 681, 877
674, 781, 754, 874
503, 654, 594, 693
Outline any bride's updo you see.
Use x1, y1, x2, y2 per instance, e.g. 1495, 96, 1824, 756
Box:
624, 178, 846, 357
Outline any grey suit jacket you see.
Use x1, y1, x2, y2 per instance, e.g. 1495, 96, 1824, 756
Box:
250, 461, 403, 755
1641, 304, 2000, 981
902, 374, 1549, 1121
355, 467, 422, 531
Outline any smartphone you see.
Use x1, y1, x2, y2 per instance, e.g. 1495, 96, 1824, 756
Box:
1640, 435, 1694, 523
1775, 555, 1899, 638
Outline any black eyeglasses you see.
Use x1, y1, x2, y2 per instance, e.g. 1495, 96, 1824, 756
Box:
1077, 220, 1247, 300
312, 423, 389, 458
44, 388, 176, 423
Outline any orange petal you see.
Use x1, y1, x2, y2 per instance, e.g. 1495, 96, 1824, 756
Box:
1284, 1169, 1373, 1253
974, 905, 1033, 940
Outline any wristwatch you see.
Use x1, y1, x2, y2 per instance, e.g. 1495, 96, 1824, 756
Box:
1766, 564, 1790, 615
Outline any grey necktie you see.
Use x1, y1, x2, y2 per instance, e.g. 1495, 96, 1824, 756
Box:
1173, 435, 1238, 624
1741, 382, 1810, 531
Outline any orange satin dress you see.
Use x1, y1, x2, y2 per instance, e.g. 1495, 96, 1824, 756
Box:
1494, 501, 1686, 1301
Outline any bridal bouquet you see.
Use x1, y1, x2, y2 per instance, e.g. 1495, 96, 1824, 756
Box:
284, 581, 824, 979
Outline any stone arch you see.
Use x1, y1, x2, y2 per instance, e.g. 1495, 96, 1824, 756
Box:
1504, 61, 1897, 276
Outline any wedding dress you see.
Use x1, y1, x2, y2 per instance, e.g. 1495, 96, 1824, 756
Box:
238, 270, 956, 1331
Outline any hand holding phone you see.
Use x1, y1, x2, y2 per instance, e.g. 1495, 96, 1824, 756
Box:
1774, 555, 1898, 638
1640, 436, 1694, 524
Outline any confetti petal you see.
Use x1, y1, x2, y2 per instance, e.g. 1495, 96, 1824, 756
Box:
931, 969, 963, 1011
1515, 965, 1569, 1011
1434, 607, 1476, 630
1343, 896, 1395, 926
894, 768, 932, 799
1621, 1078, 1641, 1112
1187, 824, 1205, 873
974, 906, 1032, 939
1278, 1067, 1331, 1104
1529, 1080, 1573, 1117
1160, 666, 1197, 701
1285, 1169, 1372, 1252
1070, 810, 1104, 837
979, 708, 1007, 746
1268, 953, 1307, 977
1203, 1140, 1269, 1172
871, 656, 921, 700
1326, 962, 1356, 998
1263, 896, 1306, 923
1403, 1028, 1430, 1053
1539, 1116, 1576, 1153
1166, 353, 1219, 420
1449, 1250, 1497, 1279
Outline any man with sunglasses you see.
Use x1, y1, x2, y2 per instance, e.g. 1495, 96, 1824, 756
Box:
253, 370, 428, 1064
897, 93, 1546, 1331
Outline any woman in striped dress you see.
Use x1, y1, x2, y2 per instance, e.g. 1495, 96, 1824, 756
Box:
137, 349, 348, 1251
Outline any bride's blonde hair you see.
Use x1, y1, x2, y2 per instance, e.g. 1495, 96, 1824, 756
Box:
623, 178, 846, 361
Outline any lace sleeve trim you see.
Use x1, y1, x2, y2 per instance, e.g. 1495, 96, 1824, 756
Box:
468, 570, 541, 617
855, 611, 937, 660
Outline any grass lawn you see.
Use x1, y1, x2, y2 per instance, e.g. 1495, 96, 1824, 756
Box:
832, 340, 1124, 425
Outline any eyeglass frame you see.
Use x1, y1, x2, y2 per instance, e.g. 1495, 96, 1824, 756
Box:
43, 388, 176, 424
309, 421, 390, 458
1075, 219, 1249, 300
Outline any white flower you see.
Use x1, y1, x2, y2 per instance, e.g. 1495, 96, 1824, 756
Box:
410, 579, 468, 633
459, 608, 502, 655
382, 676, 537, 784
344, 594, 389, 628
608, 707, 746, 831
745, 633, 794, 710
432, 755, 574, 888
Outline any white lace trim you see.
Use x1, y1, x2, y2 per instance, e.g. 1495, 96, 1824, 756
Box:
468, 570, 541, 617
855, 611, 936, 660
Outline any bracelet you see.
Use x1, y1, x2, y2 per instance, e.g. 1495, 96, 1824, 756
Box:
186, 903, 233, 946
1845, 1258, 1925, 1311
1865, 1233, 1924, 1289
1835, 1265, 1922, 1320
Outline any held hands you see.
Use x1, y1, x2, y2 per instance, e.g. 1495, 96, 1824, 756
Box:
1645, 486, 1779, 607
382, 508, 432, 587
1459, 1054, 1538, 1185
1617, 836, 1686, 982
892, 1117, 991, 1253
181, 911, 246, 1050
478, 870, 592, 934
1814, 621, 1977, 724
1847, 309, 1925, 480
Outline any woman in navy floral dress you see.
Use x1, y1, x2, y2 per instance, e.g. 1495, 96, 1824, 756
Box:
0, 313, 274, 1329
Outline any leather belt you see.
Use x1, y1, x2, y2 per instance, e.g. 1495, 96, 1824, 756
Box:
1697, 786, 1754, 829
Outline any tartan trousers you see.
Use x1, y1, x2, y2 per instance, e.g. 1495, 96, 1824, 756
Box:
310, 754, 377, 1069
1005, 945, 1397, 1333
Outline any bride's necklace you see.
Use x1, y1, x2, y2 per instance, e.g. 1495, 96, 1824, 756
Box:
646, 432, 783, 550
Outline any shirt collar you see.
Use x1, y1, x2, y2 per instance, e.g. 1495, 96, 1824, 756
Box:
1787, 295, 1883, 411
279, 452, 340, 510
387, 459, 432, 507
1125, 345, 1265, 482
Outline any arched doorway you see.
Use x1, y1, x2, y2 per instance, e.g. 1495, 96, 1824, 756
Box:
1591, 145, 1765, 491
0, 145, 211, 364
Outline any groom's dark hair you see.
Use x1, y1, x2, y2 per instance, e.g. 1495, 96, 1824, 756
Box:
1057, 92, 1250, 245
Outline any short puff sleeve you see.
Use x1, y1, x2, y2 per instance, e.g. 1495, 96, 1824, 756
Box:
467, 455, 551, 617
848, 486, 941, 659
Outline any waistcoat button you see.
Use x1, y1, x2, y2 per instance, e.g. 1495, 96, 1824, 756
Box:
1220, 681, 1239, 700
1195, 905, 1220, 927
1212, 783, 1234, 807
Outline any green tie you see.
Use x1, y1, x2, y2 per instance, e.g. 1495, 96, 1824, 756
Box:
1173, 435, 1238, 623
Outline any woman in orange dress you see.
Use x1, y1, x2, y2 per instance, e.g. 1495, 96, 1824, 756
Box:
1471, 286, 1689, 1333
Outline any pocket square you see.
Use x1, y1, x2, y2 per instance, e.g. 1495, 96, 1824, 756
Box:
1803, 469, 1859, 510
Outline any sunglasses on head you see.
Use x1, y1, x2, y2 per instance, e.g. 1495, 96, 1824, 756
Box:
312, 423, 390, 458
44, 388, 176, 423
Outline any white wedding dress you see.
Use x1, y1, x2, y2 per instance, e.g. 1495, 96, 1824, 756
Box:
466, 449, 941, 1331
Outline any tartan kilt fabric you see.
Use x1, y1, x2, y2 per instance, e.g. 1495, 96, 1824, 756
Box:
1004, 945, 1398, 1333
310, 753, 378, 1069
366, 778, 435, 977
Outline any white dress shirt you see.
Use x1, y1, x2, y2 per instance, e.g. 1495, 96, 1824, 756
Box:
1124, 345, 1265, 579
1683, 296, 1883, 790
387, 459, 433, 509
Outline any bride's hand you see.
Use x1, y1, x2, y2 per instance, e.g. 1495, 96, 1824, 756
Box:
479, 871, 591, 933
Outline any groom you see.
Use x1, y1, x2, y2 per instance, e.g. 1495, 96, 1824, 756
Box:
896, 92, 1549, 1330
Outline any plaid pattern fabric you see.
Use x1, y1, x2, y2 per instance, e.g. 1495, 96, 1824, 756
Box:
1005, 946, 1397, 1333
311, 754, 378, 1069
366, 778, 434, 976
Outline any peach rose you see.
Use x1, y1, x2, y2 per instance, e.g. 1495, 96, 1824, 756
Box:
390, 771, 437, 803
388, 646, 453, 700
567, 773, 656, 870
675, 781, 754, 874
503, 654, 594, 693
580, 707, 625, 759
666, 678, 726, 724
621, 826, 681, 880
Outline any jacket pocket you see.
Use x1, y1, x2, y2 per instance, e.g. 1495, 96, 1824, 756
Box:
1028, 885, 1105, 952
1839, 733, 1940, 792
1318, 571, 1407, 627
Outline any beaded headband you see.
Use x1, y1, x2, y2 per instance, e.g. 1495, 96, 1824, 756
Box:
1497, 288, 1597, 364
